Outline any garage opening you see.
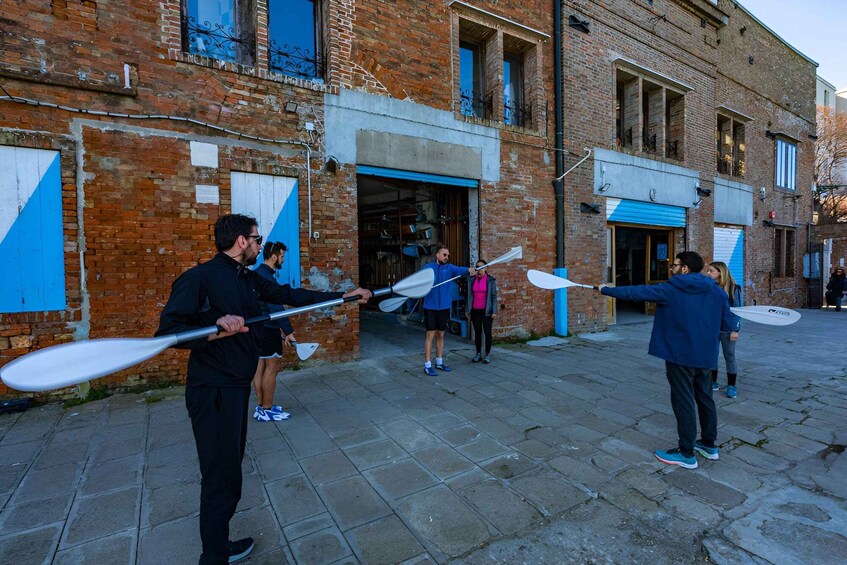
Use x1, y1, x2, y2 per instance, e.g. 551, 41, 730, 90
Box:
357, 170, 471, 352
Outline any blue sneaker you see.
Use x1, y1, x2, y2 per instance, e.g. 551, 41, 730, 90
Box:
726, 385, 737, 399
712, 382, 720, 392
424, 366, 438, 377
694, 440, 720, 460
435, 364, 452, 372
268, 405, 291, 420
654, 448, 698, 469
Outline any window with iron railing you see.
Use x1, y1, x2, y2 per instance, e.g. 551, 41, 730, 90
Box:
504, 52, 528, 127
183, 0, 255, 65
716, 114, 746, 178
268, 0, 324, 80
459, 41, 486, 119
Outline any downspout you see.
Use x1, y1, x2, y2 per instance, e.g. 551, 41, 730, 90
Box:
552, 0, 566, 335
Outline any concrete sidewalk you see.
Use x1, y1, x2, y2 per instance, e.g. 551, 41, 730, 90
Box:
1, 309, 845, 564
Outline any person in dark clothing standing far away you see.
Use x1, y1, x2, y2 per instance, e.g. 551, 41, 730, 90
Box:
826, 267, 846, 311
252, 241, 295, 422
156, 214, 371, 565
465, 259, 498, 363
421, 243, 474, 376
597, 251, 734, 470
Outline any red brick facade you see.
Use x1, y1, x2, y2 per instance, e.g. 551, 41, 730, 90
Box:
0, 0, 815, 398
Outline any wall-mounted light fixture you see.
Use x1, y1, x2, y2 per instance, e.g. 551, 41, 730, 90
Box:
580, 202, 601, 214
696, 186, 711, 197
759, 186, 766, 201
284, 101, 299, 113
598, 182, 611, 193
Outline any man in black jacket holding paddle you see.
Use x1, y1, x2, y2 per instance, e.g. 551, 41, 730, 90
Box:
156, 214, 370, 564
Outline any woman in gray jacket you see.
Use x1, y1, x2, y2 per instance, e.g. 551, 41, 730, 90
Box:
465, 259, 498, 363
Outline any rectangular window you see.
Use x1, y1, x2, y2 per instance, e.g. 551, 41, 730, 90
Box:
268, 0, 323, 80
775, 138, 796, 191
460, 41, 485, 118
773, 227, 796, 277
183, 0, 255, 65
503, 53, 525, 126
716, 115, 746, 177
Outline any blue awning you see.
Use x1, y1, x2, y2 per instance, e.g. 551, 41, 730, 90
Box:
357, 165, 478, 188
606, 198, 686, 228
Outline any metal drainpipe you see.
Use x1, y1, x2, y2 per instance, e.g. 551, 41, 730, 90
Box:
553, 0, 565, 268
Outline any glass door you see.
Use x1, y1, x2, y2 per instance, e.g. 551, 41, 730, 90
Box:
644, 230, 672, 315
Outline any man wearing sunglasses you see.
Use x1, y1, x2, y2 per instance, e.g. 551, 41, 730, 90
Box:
156, 214, 371, 564
597, 251, 733, 471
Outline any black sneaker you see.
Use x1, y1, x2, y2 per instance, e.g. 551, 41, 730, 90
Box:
228, 538, 254, 563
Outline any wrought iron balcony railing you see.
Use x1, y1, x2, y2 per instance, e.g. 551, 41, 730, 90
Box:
665, 139, 679, 159
269, 41, 325, 80
504, 97, 532, 127
643, 132, 657, 153
185, 17, 249, 63
459, 90, 493, 120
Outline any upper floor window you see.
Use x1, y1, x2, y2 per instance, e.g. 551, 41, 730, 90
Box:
614, 65, 687, 161
504, 52, 526, 127
183, 0, 256, 66
775, 138, 796, 191
773, 227, 796, 277
269, 0, 324, 80
460, 41, 487, 119
716, 114, 746, 177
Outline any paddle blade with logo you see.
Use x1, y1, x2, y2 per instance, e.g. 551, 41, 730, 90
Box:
730, 305, 800, 326
292, 341, 319, 361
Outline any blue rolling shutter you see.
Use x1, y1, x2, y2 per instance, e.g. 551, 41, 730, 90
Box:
606, 198, 686, 228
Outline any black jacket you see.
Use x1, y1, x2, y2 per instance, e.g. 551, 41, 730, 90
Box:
155, 253, 342, 387
254, 263, 295, 335
827, 272, 846, 295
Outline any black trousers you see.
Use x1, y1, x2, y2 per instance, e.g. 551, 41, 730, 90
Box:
185, 385, 251, 565
665, 362, 717, 457
470, 309, 493, 355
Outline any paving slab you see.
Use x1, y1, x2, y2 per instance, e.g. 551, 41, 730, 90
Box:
344, 515, 425, 564
316, 475, 392, 531
394, 485, 493, 560
412, 444, 476, 480
53, 531, 136, 565
0, 491, 73, 534
289, 527, 352, 565
663, 469, 748, 510
141, 479, 201, 528
343, 438, 408, 471
300, 450, 359, 486
266, 474, 326, 526
62, 486, 141, 548
0, 523, 63, 565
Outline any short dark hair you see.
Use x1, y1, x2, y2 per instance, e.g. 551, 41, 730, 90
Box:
676, 251, 704, 273
263, 241, 288, 260
475, 259, 487, 267
214, 214, 257, 252
435, 242, 449, 254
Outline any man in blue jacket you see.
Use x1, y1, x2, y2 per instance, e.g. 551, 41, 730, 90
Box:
422, 243, 474, 376
598, 251, 733, 470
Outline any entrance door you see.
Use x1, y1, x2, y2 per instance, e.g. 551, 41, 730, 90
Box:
644, 230, 672, 315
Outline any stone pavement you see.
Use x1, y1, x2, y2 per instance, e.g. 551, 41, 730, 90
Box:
0, 308, 845, 564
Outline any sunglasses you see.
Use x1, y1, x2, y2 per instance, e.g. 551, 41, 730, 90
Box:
246, 234, 263, 246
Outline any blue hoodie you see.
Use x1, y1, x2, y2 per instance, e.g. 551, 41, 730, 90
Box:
422, 261, 469, 310
601, 273, 733, 369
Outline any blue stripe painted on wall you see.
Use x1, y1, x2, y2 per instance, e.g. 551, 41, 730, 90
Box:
266, 181, 300, 288
357, 165, 478, 188
0, 154, 65, 312
606, 198, 686, 227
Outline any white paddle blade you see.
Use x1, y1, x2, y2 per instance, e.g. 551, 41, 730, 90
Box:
527, 269, 595, 290
485, 246, 523, 268
379, 296, 407, 312
0, 336, 177, 392
294, 342, 319, 361
730, 305, 801, 326
390, 268, 435, 298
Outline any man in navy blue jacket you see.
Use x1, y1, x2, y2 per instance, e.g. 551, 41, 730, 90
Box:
421, 243, 474, 376
599, 251, 733, 470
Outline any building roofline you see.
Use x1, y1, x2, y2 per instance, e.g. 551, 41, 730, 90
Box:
447, 1, 550, 40
735, 1, 817, 67
817, 76, 837, 91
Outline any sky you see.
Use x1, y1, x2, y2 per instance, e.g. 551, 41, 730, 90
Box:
737, 0, 847, 88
